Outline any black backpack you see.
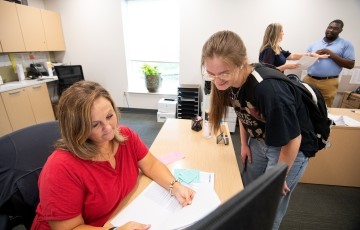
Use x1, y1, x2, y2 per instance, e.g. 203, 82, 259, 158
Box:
252, 65, 333, 157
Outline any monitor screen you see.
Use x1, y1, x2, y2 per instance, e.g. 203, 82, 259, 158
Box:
187, 163, 287, 230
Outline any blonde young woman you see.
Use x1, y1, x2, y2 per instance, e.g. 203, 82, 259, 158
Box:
201, 31, 319, 230
31, 81, 194, 230
259, 23, 328, 72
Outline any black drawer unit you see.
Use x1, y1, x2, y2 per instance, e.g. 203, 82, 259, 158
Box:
177, 84, 200, 119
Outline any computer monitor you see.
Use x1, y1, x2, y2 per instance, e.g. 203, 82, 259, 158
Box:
54, 65, 84, 96
187, 163, 287, 230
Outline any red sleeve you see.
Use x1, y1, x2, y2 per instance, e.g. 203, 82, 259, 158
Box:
37, 151, 85, 221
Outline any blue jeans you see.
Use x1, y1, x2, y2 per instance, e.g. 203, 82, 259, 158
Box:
241, 138, 309, 230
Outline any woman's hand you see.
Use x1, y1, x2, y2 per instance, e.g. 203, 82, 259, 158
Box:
240, 144, 252, 166
285, 63, 300, 70
172, 183, 195, 206
282, 181, 290, 196
118, 222, 151, 230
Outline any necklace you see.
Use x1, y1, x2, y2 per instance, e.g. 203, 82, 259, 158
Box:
231, 87, 241, 100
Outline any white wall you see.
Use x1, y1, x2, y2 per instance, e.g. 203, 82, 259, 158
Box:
33, 0, 359, 109
180, 0, 360, 86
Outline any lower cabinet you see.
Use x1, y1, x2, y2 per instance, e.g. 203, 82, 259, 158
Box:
0, 97, 13, 136
0, 83, 55, 134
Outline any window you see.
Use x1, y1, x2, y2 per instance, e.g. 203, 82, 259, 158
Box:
122, 0, 180, 94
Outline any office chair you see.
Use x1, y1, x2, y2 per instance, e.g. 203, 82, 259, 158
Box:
54, 65, 85, 97
0, 121, 60, 229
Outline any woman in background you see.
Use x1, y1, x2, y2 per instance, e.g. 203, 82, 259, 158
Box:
31, 81, 194, 230
259, 23, 328, 72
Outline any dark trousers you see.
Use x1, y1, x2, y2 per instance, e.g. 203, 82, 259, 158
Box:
0, 190, 36, 230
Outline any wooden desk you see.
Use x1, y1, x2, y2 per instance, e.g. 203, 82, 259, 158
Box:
300, 108, 360, 187
104, 118, 243, 227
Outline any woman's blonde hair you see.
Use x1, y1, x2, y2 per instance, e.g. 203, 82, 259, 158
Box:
55, 80, 125, 160
259, 23, 283, 55
201, 30, 247, 133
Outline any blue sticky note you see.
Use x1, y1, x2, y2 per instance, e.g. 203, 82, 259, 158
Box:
174, 168, 200, 184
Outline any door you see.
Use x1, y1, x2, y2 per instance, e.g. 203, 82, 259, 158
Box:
26, 83, 55, 123
41, 9, 66, 51
0, 96, 13, 136
1, 88, 36, 131
0, 1, 26, 52
16, 4, 47, 51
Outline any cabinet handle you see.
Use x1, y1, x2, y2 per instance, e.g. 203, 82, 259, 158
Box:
8, 90, 21, 95
32, 85, 42, 89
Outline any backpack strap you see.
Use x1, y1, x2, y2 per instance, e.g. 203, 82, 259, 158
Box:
251, 69, 264, 83
252, 68, 318, 107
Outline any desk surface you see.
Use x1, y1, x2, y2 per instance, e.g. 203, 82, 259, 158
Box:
105, 118, 243, 227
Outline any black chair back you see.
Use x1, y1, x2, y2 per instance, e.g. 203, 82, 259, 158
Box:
54, 65, 84, 96
0, 121, 60, 229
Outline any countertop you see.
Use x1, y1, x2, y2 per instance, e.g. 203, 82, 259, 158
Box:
0, 77, 58, 93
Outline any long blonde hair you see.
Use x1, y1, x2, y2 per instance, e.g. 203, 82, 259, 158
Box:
55, 81, 125, 160
259, 23, 283, 55
201, 30, 248, 133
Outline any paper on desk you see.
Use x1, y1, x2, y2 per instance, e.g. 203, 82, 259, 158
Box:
328, 113, 360, 127
174, 169, 215, 189
157, 152, 184, 165
111, 181, 221, 230
285, 56, 318, 75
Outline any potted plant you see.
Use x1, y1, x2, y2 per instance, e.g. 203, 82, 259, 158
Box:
141, 64, 161, 92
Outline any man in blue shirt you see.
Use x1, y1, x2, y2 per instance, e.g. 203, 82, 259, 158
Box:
304, 19, 355, 107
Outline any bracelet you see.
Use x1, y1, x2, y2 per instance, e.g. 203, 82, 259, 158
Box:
109, 227, 117, 230
169, 179, 179, 196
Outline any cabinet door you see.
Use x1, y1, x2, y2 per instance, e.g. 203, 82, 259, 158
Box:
16, 4, 47, 51
26, 83, 55, 123
0, 1, 26, 52
1, 88, 36, 131
41, 9, 66, 51
0, 96, 13, 136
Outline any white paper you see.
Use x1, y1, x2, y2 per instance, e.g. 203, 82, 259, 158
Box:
349, 68, 360, 84
111, 181, 221, 230
285, 56, 319, 75
328, 113, 360, 127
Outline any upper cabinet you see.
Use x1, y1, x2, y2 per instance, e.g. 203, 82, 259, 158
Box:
0, 1, 26, 52
41, 9, 66, 51
0, 2, 65, 53
16, 4, 47, 51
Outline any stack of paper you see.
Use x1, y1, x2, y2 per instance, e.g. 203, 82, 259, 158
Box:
328, 113, 360, 127
111, 169, 220, 230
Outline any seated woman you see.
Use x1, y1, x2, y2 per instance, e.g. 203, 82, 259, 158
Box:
31, 81, 195, 230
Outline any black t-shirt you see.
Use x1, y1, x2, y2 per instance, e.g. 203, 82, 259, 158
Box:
230, 65, 316, 154
259, 46, 291, 68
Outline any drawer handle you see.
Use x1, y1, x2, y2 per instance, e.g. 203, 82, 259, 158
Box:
8, 90, 21, 95
32, 85, 42, 89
